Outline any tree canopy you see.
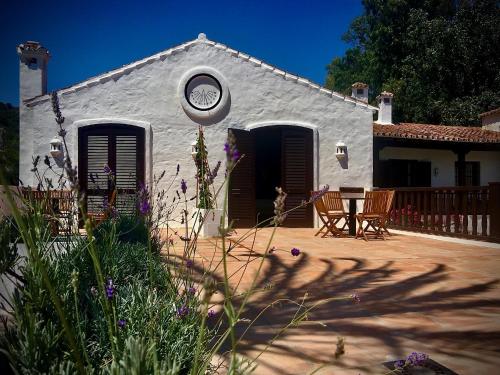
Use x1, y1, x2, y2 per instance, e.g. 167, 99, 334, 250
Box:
325, 0, 500, 126
0, 102, 19, 184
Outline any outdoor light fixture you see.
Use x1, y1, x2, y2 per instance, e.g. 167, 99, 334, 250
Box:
434, 167, 439, 176
50, 137, 63, 158
191, 140, 198, 160
335, 141, 347, 159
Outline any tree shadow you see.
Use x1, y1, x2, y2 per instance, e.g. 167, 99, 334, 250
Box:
185, 237, 500, 373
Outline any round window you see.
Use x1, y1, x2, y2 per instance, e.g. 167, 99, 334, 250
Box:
185, 74, 222, 111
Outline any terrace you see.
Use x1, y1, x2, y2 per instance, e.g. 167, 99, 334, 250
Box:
179, 228, 500, 374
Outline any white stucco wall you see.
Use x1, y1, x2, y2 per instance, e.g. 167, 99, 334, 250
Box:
380, 147, 500, 186
481, 111, 500, 132
19, 37, 375, 227
467, 151, 500, 185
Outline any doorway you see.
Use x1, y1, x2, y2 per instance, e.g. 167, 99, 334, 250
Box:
228, 126, 313, 228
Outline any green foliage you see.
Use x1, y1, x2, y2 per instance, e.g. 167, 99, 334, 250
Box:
194, 127, 215, 209
94, 214, 149, 248
0, 103, 19, 184
325, 0, 500, 125
0, 213, 205, 374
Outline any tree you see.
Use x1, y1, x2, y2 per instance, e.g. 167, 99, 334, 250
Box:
325, 0, 500, 126
0, 103, 19, 184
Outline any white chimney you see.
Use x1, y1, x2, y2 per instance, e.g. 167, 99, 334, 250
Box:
17, 41, 50, 102
351, 82, 369, 103
376, 91, 394, 125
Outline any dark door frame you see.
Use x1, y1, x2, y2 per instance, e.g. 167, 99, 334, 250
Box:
78, 123, 145, 216
228, 125, 314, 228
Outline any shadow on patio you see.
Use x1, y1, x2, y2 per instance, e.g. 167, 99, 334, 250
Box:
170, 229, 500, 374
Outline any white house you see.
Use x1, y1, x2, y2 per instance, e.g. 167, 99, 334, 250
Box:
371, 89, 500, 188
17, 34, 377, 228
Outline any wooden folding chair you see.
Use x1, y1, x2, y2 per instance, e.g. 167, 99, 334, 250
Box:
323, 191, 349, 234
312, 192, 344, 238
380, 190, 395, 235
52, 190, 75, 235
355, 191, 388, 241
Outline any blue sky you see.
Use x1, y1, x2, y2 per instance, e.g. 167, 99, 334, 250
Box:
0, 0, 362, 105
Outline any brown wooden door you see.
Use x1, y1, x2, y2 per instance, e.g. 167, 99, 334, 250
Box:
78, 124, 145, 217
281, 128, 314, 227
228, 129, 256, 228
228, 126, 313, 228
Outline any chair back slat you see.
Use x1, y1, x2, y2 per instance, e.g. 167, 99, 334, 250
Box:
323, 191, 345, 213
311, 192, 328, 215
385, 190, 395, 214
362, 191, 388, 215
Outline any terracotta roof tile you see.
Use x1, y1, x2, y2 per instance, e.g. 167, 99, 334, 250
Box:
373, 123, 500, 143
479, 107, 500, 118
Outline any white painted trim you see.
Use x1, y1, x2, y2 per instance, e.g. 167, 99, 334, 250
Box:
71, 118, 153, 187
244, 120, 318, 131
240, 121, 320, 228
389, 229, 500, 249
177, 66, 230, 121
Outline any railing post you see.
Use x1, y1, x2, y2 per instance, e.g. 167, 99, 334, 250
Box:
489, 182, 500, 240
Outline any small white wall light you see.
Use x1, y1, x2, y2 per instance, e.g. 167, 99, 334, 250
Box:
191, 140, 198, 160
335, 141, 347, 159
50, 137, 63, 158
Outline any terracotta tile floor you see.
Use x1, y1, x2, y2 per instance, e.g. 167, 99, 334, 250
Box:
167, 229, 500, 374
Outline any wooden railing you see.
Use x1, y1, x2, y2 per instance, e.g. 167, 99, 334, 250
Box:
377, 183, 500, 242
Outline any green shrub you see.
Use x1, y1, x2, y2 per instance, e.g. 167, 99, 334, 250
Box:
0, 213, 205, 374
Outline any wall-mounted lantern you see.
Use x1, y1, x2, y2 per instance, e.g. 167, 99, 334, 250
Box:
335, 141, 347, 159
50, 137, 63, 158
191, 140, 198, 160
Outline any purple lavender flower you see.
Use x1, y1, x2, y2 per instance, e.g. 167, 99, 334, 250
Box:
186, 259, 194, 268
309, 184, 330, 203
102, 197, 109, 211
394, 360, 405, 368
109, 206, 118, 218
105, 278, 115, 300
232, 149, 240, 161
224, 131, 240, 165
139, 199, 151, 215
291, 247, 300, 257
181, 179, 187, 194
177, 304, 189, 318
188, 287, 196, 295
406, 352, 428, 367
350, 293, 360, 304
117, 319, 126, 329
103, 164, 112, 175
206, 161, 221, 185
207, 309, 216, 319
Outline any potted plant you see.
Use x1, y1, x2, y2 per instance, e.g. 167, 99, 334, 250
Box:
193, 126, 223, 237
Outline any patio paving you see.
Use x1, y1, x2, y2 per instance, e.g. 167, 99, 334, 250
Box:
169, 228, 500, 374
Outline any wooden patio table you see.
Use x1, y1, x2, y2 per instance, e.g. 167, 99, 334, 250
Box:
339, 187, 365, 236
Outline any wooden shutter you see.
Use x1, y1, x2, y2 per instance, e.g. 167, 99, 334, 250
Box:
79, 124, 145, 218
281, 128, 313, 227
85, 134, 109, 214
228, 129, 256, 228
